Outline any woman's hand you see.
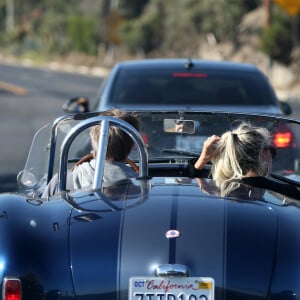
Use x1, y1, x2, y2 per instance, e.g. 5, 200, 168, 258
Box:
194, 135, 221, 170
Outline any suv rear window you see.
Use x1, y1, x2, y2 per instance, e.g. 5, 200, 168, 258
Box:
109, 69, 276, 106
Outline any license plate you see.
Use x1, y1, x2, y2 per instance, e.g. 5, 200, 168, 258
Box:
129, 277, 214, 300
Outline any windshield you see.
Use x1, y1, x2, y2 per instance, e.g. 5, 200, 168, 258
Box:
18, 123, 51, 191
19, 111, 300, 193
132, 112, 299, 172
18, 115, 91, 192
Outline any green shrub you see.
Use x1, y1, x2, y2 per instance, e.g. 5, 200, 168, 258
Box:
260, 7, 293, 64
119, 12, 162, 54
67, 15, 98, 55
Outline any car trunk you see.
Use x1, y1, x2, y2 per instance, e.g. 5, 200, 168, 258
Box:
69, 182, 278, 299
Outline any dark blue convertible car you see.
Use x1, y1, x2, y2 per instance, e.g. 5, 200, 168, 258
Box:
1, 110, 300, 300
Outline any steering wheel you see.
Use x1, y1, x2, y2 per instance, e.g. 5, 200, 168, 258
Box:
73, 155, 139, 174
127, 159, 139, 173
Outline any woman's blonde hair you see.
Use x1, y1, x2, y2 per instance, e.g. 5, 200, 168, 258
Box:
211, 122, 272, 195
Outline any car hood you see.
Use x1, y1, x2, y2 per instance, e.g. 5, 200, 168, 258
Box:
69, 181, 280, 299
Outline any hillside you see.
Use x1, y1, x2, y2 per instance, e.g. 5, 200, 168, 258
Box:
196, 7, 300, 102
1, 5, 299, 103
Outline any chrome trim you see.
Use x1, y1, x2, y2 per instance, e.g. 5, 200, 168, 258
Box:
156, 264, 188, 277
93, 119, 109, 189
48, 114, 74, 183
2, 276, 22, 300
58, 116, 148, 192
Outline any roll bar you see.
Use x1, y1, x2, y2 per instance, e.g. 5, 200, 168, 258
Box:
58, 116, 148, 192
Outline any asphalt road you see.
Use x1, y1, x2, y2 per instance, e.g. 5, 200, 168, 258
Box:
0, 63, 102, 192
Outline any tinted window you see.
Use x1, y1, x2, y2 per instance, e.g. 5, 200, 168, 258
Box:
109, 68, 276, 106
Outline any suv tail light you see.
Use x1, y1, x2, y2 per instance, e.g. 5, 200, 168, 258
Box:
273, 123, 296, 148
3, 277, 21, 300
141, 133, 149, 147
273, 131, 293, 148
172, 72, 208, 78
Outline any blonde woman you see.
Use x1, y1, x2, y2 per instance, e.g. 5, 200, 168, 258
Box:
192, 122, 275, 196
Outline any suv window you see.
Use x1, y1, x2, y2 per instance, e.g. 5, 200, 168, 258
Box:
109, 69, 276, 106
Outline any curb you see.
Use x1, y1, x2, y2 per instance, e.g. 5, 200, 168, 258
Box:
45, 61, 110, 77
0, 55, 110, 78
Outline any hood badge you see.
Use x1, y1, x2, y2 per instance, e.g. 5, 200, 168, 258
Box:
165, 229, 180, 239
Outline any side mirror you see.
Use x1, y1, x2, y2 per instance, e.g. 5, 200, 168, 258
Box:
17, 170, 39, 191
279, 101, 292, 116
63, 96, 90, 113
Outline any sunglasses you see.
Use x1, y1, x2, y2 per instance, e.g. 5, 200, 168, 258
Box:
175, 120, 184, 125
264, 146, 277, 159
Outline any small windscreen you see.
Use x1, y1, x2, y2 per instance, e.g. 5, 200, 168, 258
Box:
110, 68, 276, 106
